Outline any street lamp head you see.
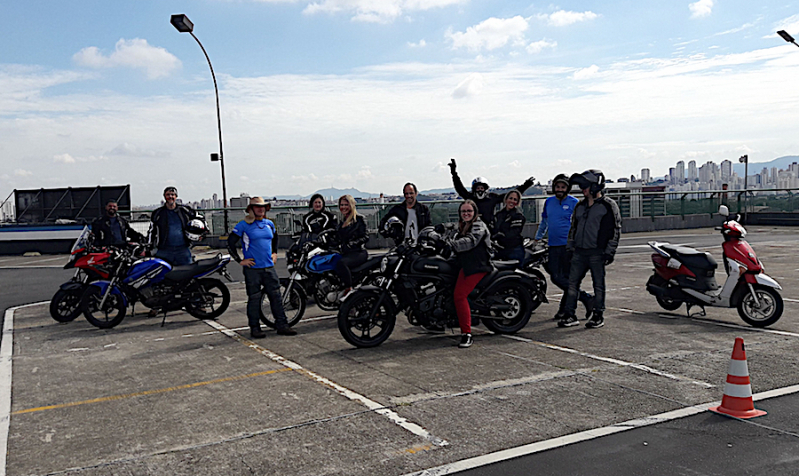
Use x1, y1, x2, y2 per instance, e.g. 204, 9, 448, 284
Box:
778, 30, 795, 43
739, 154, 748, 163
210, 153, 220, 162
170, 14, 194, 33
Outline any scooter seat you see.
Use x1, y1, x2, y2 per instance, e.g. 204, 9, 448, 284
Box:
662, 245, 717, 271
164, 258, 222, 282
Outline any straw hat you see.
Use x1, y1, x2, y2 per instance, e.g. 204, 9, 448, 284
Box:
244, 197, 272, 224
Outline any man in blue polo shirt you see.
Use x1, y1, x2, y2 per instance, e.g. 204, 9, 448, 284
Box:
535, 174, 594, 320
227, 197, 296, 338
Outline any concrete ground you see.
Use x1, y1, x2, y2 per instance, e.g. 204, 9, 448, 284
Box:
4, 227, 799, 475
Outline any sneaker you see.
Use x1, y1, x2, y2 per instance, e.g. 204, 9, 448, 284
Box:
276, 326, 298, 336
557, 315, 579, 328
580, 293, 595, 320
250, 327, 266, 338
585, 314, 604, 329
458, 334, 473, 348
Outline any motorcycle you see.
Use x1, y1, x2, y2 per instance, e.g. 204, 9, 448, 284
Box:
260, 228, 384, 328
79, 246, 233, 329
645, 205, 783, 327
336, 226, 542, 348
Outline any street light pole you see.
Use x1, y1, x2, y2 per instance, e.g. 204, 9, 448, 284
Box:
739, 154, 748, 221
170, 14, 229, 235
777, 30, 799, 48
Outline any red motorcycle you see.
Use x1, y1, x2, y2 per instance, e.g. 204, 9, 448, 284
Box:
49, 227, 113, 322
646, 206, 783, 327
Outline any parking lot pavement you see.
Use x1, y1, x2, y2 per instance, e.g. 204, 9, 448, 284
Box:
3, 229, 799, 475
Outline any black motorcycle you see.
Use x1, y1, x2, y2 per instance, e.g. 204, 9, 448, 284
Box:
336, 227, 544, 348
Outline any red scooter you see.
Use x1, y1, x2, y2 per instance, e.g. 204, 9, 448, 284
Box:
646, 206, 783, 327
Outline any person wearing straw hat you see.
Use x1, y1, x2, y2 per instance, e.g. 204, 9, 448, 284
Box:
227, 197, 297, 338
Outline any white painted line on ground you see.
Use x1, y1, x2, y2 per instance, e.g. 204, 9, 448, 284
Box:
202, 319, 448, 447
0, 265, 64, 269
502, 335, 714, 388
784, 298, 799, 303
0, 301, 49, 476
402, 384, 799, 476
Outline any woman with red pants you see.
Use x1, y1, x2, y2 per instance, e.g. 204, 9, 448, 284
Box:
449, 200, 493, 348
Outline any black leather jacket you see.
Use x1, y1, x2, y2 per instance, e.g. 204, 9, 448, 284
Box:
378, 201, 431, 241
452, 172, 534, 223
302, 210, 338, 235
150, 204, 198, 248
336, 216, 369, 254
491, 208, 526, 250
91, 215, 144, 247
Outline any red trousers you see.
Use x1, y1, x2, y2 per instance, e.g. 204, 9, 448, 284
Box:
454, 269, 487, 334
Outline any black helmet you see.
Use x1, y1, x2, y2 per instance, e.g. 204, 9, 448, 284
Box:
381, 216, 404, 240
552, 173, 570, 187
569, 169, 605, 197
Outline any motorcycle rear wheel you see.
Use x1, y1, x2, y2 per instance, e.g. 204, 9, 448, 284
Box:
261, 284, 306, 328
50, 288, 84, 323
480, 283, 533, 334
337, 291, 396, 348
80, 287, 126, 329
737, 285, 783, 328
185, 278, 231, 320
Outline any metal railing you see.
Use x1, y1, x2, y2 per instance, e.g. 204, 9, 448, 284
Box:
124, 187, 799, 236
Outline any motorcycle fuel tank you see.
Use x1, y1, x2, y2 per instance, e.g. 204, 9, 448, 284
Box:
411, 257, 454, 276
123, 258, 172, 288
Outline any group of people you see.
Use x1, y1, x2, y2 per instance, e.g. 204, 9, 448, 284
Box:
91, 161, 622, 348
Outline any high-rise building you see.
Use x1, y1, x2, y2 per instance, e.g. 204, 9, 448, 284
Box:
676, 161, 685, 183
641, 168, 650, 183
668, 167, 676, 184
721, 160, 732, 181
688, 160, 697, 181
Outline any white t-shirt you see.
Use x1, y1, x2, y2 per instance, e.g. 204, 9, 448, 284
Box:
405, 208, 418, 241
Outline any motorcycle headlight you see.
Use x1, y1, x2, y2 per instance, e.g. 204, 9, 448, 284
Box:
380, 256, 388, 273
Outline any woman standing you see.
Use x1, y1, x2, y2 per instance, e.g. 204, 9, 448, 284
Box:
334, 195, 369, 297
449, 200, 492, 348
491, 189, 526, 264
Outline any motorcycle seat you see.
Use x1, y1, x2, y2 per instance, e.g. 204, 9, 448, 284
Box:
164, 257, 222, 282
662, 245, 717, 270
492, 260, 519, 271
351, 254, 385, 274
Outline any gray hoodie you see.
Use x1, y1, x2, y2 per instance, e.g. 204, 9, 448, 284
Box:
567, 195, 622, 257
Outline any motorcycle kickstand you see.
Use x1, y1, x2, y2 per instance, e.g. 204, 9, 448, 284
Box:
160, 310, 168, 327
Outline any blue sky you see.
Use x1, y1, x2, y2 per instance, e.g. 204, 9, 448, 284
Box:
2, 1, 799, 205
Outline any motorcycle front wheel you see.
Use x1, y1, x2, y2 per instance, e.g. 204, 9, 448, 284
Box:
261, 284, 306, 328
80, 287, 126, 329
50, 288, 84, 323
737, 285, 783, 328
185, 278, 231, 320
481, 283, 533, 334
337, 291, 396, 348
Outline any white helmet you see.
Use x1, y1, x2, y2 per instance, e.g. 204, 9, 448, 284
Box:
472, 177, 489, 199
185, 218, 208, 242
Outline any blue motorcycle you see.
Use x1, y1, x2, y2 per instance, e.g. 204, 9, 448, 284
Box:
79, 246, 233, 329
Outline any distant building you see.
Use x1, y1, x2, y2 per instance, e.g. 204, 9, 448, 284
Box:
641, 168, 651, 183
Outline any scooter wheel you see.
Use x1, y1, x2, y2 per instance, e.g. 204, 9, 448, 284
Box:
737, 285, 783, 328
656, 296, 683, 311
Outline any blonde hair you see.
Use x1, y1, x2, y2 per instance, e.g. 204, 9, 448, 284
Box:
339, 195, 359, 227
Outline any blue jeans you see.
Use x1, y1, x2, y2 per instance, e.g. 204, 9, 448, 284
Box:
563, 248, 606, 316
155, 247, 193, 266
243, 266, 288, 329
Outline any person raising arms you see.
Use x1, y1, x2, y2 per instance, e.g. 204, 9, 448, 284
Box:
449, 158, 535, 224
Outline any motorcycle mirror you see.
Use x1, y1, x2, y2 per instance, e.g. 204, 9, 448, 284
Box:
718, 205, 729, 217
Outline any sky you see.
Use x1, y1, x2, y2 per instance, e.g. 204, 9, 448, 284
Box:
3, 1, 799, 205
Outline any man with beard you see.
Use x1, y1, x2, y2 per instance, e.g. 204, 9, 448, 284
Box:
379, 183, 431, 244
91, 199, 145, 247
449, 159, 535, 225
535, 174, 594, 320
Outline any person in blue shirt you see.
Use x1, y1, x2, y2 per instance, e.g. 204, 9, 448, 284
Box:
227, 197, 296, 338
535, 174, 594, 320
149, 187, 198, 266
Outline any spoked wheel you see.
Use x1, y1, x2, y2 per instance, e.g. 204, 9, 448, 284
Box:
481, 283, 533, 334
80, 287, 126, 329
50, 288, 85, 323
261, 284, 306, 328
737, 286, 783, 328
337, 291, 396, 348
185, 278, 231, 320
656, 296, 683, 311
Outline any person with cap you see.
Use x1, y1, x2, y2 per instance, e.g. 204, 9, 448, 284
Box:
92, 199, 145, 247
557, 170, 622, 329
378, 182, 431, 244
535, 174, 594, 320
491, 189, 526, 263
302, 193, 338, 237
449, 158, 535, 224
149, 186, 199, 266
227, 197, 296, 338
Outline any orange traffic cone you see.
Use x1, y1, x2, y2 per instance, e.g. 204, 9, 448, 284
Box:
710, 337, 767, 419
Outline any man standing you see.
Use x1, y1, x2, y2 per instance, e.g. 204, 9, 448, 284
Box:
379, 183, 431, 243
150, 186, 197, 266
449, 158, 535, 224
92, 199, 145, 247
535, 174, 594, 320
557, 170, 621, 329
227, 197, 296, 338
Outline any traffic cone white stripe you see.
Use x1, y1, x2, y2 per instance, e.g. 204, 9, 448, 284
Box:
722, 383, 753, 399
727, 360, 749, 377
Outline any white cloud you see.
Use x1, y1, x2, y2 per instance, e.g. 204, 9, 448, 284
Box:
356, 166, 373, 179
106, 143, 163, 158
538, 10, 599, 27
527, 39, 557, 54
408, 39, 427, 48
689, 0, 714, 19
768, 14, 799, 39
53, 153, 76, 164
303, 0, 464, 23
573, 64, 599, 80
448, 16, 529, 52
14, 169, 33, 177
452, 73, 483, 98
73, 38, 181, 79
